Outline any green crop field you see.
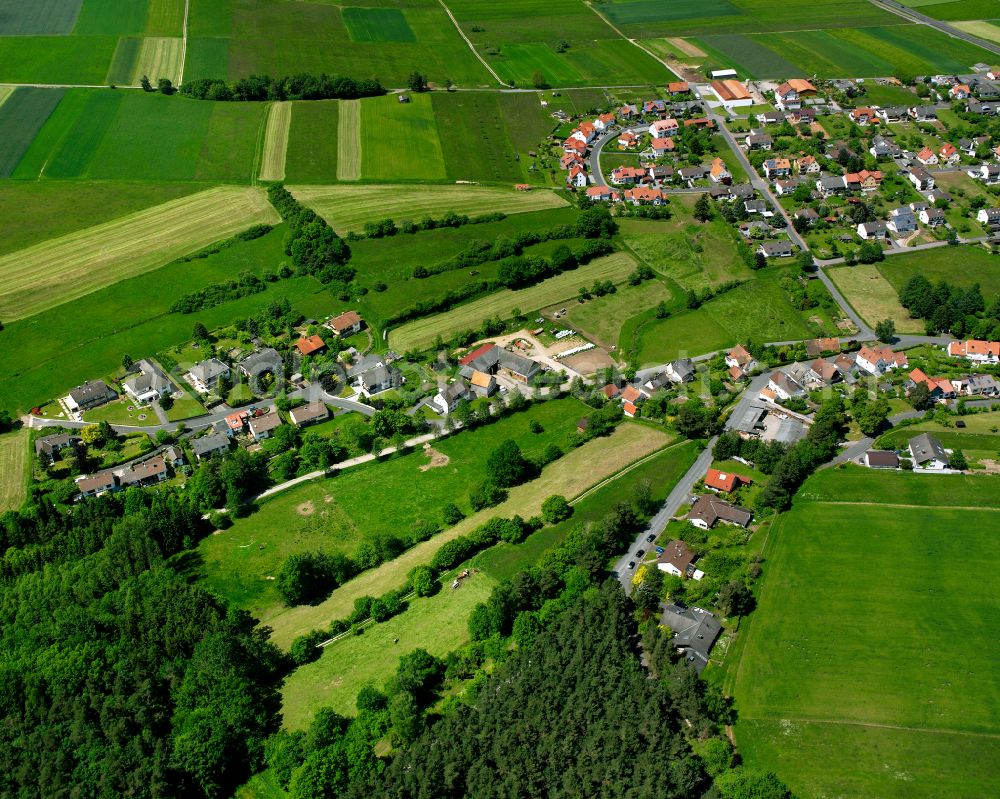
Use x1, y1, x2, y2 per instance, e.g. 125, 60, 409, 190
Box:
878, 246, 1000, 298
0, 35, 117, 84
0, 429, 29, 513
0, 226, 333, 416
635, 308, 733, 366
432, 92, 531, 183
291, 183, 568, 233
284, 100, 339, 183
359, 93, 446, 181
903, 0, 1000, 20
342, 7, 415, 43
12, 91, 266, 181
0, 186, 279, 323
489, 38, 669, 88
389, 251, 639, 351
0, 88, 65, 177
0, 181, 202, 257
730, 467, 1000, 798
0, 0, 83, 33
449, 0, 618, 44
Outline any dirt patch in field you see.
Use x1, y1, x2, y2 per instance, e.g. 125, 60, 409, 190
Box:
419, 444, 450, 471
979, 459, 1000, 474
324, 495, 333, 503
561, 348, 617, 375
667, 37, 705, 58
297, 501, 315, 516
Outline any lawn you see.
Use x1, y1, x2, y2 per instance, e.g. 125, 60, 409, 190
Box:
258, 101, 291, 181
0, 88, 65, 177
729, 467, 1000, 798
564, 279, 673, 350
290, 183, 568, 234
878, 246, 1000, 298
82, 398, 159, 427
388, 251, 639, 352
0, 227, 330, 416
197, 397, 594, 624
0, 185, 279, 323
827, 264, 924, 334
0, 429, 29, 513
263, 421, 671, 648
283, 100, 338, 183
359, 93, 446, 181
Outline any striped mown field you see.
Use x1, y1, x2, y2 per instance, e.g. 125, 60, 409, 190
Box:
389, 251, 637, 351
132, 36, 184, 85
0, 186, 279, 322
0, 429, 29, 513
289, 183, 568, 233
258, 101, 291, 181
336, 99, 361, 181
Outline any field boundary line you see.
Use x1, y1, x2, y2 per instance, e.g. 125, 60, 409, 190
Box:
435, 0, 511, 87
583, 1, 683, 81
178, 0, 190, 86
741, 714, 1000, 739
809, 500, 1000, 511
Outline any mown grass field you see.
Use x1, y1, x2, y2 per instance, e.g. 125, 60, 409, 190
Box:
197, 397, 592, 625
258, 101, 291, 181
336, 99, 360, 181
827, 265, 925, 335
0, 186, 279, 322
389, 251, 638, 351
0, 429, 29, 513
730, 467, 1000, 798
0, 226, 333, 415
359, 93, 446, 181
282, 100, 338, 183
290, 183, 568, 233
0, 181, 203, 256
132, 36, 184, 85
0, 88, 65, 177
564, 279, 672, 351
694, 24, 998, 77
878, 246, 1000, 297
12, 90, 265, 181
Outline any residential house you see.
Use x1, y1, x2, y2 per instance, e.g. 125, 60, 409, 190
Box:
648, 164, 674, 183
667, 81, 690, 95
938, 142, 960, 165
327, 310, 364, 336
744, 199, 768, 215
967, 164, 1000, 185
586, 185, 619, 202
664, 358, 695, 383
686, 495, 752, 530
976, 207, 1000, 227
35, 434, 80, 464
908, 433, 950, 470
650, 136, 675, 157
919, 207, 946, 227
624, 187, 666, 205
908, 166, 935, 191
560, 152, 583, 170
763, 157, 792, 179
947, 339, 1000, 363
295, 334, 326, 356
910, 105, 938, 122
164, 445, 185, 467
805, 357, 842, 386
620, 385, 646, 412
757, 240, 793, 258
187, 358, 230, 394
566, 164, 587, 187
775, 177, 805, 195
968, 98, 1000, 115
469, 370, 497, 397
660, 605, 721, 673
433, 382, 472, 414
845, 169, 882, 193
593, 112, 616, 132
238, 348, 282, 380
656, 540, 704, 580
908, 367, 955, 400
796, 155, 820, 174
289, 401, 330, 428
856, 346, 908, 375
619, 103, 639, 120
745, 130, 773, 150
774, 80, 810, 111
118, 456, 168, 489
75, 472, 118, 499
679, 164, 710, 185
649, 119, 679, 137
756, 110, 785, 125
601, 383, 621, 401
572, 121, 596, 144
66, 380, 117, 412
643, 99, 666, 115
610, 165, 647, 185
704, 467, 751, 493
794, 206, 819, 225
876, 106, 908, 123
849, 107, 876, 125
191, 433, 231, 461
617, 131, 638, 150
563, 137, 587, 156
950, 83, 971, 100
805, 337, 840, 358
360, 364, 395, 394
816, 175, 847, 197
766, 370, 805, 400
122, 360, 175, 404
683, 117, 715, 130
864, 450, 900, 469
959, 373, 1000, 396
887, 206, 917, 235
459, 343, 539, 383
248, 411, 283, 441
916, 147, 939, 166
709, 157, 731, 183
857, 220, 888, 240
869, 135, 901, 158
958, 136, 989, 156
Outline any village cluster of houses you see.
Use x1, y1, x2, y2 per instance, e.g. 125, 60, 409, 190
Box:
432, 342, 541, 414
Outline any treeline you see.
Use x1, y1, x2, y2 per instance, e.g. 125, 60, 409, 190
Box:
352, 210, 507, 241
267, 184, 354, 284
170, 270, 267, 313
180, 73, 384, 102
180, 223, 273, 261
899, 273, 1000, 338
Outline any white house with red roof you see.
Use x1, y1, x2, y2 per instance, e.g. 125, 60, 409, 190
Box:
650, 137, 675, 156
916, 147, 938, 166
948, 339, 1000, 363
586, 186, 619, 203
610, 165, 648, 185
704, 467, 752, 493
938, 142, 960, 165
649, 119, 679, 137
710, 157, 731, 183
624, 187, 666, 205
617, 131, 638, 150
566, 163, 587, 187
856, 346, 907, 376
593, 113, 616, 133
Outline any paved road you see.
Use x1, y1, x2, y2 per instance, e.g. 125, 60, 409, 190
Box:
613, 373, 771, 594
589, 124, 644, 188
871, 0, 1000, 57
814, 266, 876, 339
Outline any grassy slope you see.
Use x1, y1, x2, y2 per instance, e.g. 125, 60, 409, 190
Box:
0, 429, 29, 513
878, 246, 1000, 298
730, 467, 1000, 798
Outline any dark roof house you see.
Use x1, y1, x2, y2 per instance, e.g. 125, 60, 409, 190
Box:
660, 604, 722, 673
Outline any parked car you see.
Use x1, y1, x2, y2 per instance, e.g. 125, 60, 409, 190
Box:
635, 549, 645, 558
627, 561, 636, 570
646, 533, 655, 543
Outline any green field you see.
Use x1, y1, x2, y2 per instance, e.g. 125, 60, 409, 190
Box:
827, 265, 925, 335
283, 100, 339, 183
0, 88, 65, 177
730, 467, 1000, 798
952, 19, 1000, 44
0, 429, 29, 513
875, 411, 1000, 463
0, 0, 83, 33
186, 0, 491, 87
904, 0, 1000, 21
0, 225, 331, 416
389, 251, 639, 351
564, 279, 673, 350
489, 38, 670, 87
0, 35, 117, 83
196, 397, 591, 622
291, 183, 569, 233
878, 246, 1000, 298
11, 90, 266, 181
359, 93, 446, 181
693, 24, 998, 77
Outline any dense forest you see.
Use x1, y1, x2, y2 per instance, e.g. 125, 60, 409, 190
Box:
898, 274, 1000, 339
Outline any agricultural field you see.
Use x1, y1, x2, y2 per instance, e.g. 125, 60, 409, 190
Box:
827, 265, 925, 334
563, 279, 673, 351
0, 186, 279, 322
692, 24, 998, 78
290, 183, 568, 234
257, 101, 291, 181
186, 0, 491, 87
0, 89, 65, 177
0, 226, 332, 416
901, 0, 1000, 21
951, 19, 1000, 43
0, 429, 29, 513
336, 99, 361, 181
488, 38, 670, 88
389, 251, 639, 352
283, 100, 339, 183
10, 91, 266, 181
878, 246, 1000, 297
730, 467, 1000, 798
358, 93, 446, 181
265, 420, 671, 651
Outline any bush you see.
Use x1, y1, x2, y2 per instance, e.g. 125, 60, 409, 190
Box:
541, 494, 572, 524
276, 551, 355, 605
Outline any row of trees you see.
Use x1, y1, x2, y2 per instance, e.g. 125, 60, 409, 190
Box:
267, 184, 354, 284
181, 73, 385, 102
899, 273, 1000, 338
